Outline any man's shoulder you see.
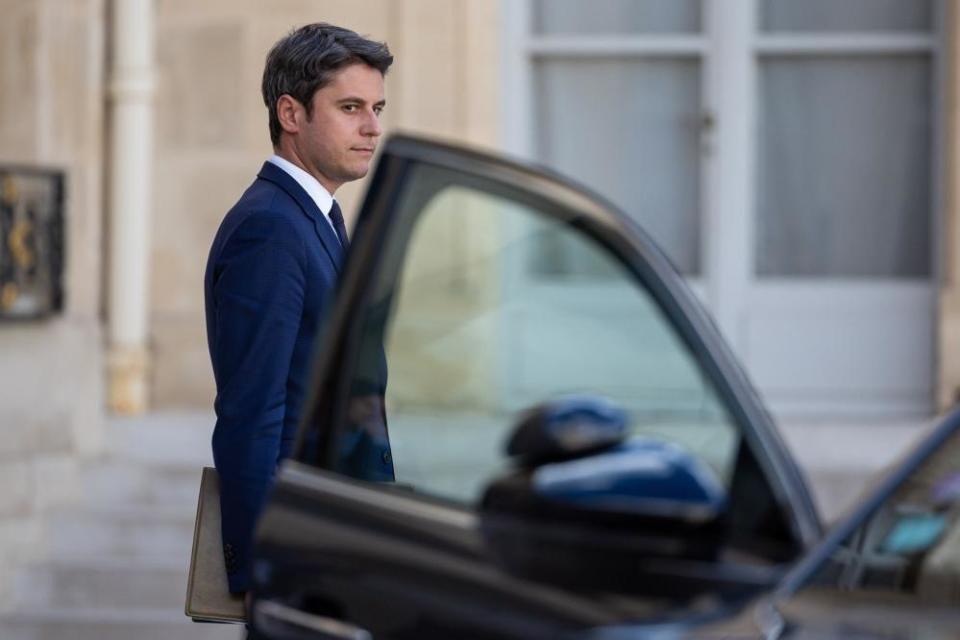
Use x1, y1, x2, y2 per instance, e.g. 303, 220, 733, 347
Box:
223, 177, 309, 232
230, 173, 304, 218
210, 184, 308, 260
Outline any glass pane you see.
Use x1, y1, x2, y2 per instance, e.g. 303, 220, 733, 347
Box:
336, 174, 738, 504
534, 0, 702, 35
757, 56, 932, 278
761, 0, 933, 32
800, 425, 960, 608
535, 58, 702, 275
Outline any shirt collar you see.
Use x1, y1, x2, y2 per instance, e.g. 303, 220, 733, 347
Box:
268, 154, 335, 216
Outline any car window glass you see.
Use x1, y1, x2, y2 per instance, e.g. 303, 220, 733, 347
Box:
801, 424, 960, 605
324, 166, 740, 506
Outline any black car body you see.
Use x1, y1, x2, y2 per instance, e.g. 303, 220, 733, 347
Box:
246, 135, 958, 639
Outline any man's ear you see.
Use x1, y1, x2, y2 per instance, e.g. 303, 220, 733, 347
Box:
276, 94, 302, 136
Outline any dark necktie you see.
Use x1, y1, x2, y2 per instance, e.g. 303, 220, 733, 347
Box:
328, 200, 350, 250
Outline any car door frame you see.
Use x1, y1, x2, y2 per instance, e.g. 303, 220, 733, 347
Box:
251, 134, 822, 637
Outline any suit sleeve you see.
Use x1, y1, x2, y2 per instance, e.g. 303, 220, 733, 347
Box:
208, 210, 305, 593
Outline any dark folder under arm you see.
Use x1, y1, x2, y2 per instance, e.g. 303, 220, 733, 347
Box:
185, 467, 246, 624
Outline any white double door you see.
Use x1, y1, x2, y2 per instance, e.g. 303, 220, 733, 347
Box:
505, 0, 940, 417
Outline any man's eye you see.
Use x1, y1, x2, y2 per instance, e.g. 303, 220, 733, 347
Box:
343, 105, 358, 112
374, 107, 383, 116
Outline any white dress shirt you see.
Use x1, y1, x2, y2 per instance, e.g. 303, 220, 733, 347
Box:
268, 154, 339, 239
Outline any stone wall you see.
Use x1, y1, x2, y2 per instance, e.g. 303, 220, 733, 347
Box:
149, 0, 501, 408
0, 0, 105, 605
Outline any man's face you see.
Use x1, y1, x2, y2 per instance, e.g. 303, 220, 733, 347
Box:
294, 63, 385, 194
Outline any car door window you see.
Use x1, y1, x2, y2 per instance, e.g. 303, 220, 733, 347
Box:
315, 163, 739, 506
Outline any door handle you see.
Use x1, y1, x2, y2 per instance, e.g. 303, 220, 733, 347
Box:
254, 600, 372, 640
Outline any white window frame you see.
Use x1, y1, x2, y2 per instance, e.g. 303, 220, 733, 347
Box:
502, 0, 943, 336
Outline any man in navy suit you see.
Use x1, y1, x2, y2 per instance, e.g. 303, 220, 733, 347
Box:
204, 23, 394, 600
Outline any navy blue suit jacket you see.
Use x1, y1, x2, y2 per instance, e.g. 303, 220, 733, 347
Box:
204, 161, 391, 593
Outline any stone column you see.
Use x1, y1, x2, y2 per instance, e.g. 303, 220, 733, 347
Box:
106, 0, 155, 414
939, 1, 960, 411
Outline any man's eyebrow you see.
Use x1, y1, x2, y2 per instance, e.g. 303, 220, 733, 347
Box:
336, 97, 387, 107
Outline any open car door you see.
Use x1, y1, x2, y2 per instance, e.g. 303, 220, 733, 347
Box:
249, 135, 821, 640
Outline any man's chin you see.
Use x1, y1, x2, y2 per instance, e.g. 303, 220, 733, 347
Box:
332, 162, 371, 186
347, 165, 371, 180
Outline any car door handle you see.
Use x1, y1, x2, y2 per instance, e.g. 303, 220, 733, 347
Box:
254, 600, 373, 640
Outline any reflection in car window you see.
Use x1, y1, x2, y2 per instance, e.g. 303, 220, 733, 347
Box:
328, 167, 740, 506
804, 425, 960, 603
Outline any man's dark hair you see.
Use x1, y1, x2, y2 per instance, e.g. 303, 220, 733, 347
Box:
262, 23, 393, 146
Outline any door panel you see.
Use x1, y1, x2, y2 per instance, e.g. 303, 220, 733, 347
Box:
746, 282, 934, 415
751, 6, 937, 416
532, 0, 703, 35
759, 0, 933, 32
534, 57, 703, 276
256, 463, 619, 640
756, 56, 932, 279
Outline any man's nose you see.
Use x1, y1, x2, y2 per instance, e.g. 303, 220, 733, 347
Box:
361, 109, 382, 137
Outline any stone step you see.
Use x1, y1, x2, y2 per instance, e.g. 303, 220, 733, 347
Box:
47, 507, 196, 560
12, 558, 190, 610
81, 460, 205, 509
0, 608, 241, 640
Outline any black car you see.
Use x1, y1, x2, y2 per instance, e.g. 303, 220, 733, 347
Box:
247, 135, 960, 639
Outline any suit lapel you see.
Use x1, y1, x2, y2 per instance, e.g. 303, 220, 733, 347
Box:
256, 162, 345, 272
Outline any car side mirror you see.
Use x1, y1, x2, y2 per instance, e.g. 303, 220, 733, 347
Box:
480, 396, 732, 598
505, 394, 628, 466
